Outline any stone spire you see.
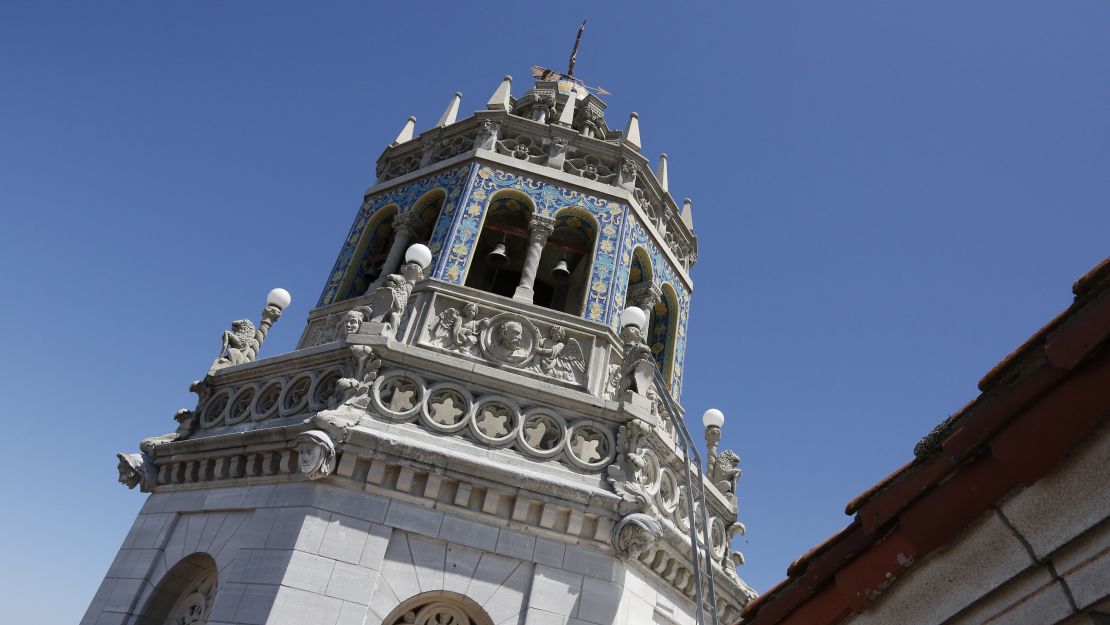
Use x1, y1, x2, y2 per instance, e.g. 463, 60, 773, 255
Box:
487, 75, 512, 111
391, 116, 416, 146
623, 112, 641, 150
681, 197, 694, 229
436, 92, 462, 127
657, 153, 669, 192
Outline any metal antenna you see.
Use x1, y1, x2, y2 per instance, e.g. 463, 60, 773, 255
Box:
568, 19, 586, 77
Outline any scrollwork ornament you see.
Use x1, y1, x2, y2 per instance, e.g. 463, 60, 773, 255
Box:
116, 452, 155, 492
611, 512, 663, 559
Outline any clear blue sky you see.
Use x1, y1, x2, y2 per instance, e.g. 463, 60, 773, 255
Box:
2, 2, 1108, 623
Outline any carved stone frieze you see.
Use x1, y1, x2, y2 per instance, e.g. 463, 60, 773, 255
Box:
428, 302, 488, 356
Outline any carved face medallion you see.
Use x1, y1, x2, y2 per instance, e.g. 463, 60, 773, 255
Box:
341, 312, 361, 335
296, 441, 323, 475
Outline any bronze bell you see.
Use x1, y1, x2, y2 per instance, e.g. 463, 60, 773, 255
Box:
488, 242, 509, 266
551, 259, 571, 283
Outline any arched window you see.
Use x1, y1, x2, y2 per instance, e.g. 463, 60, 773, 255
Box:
381, 591, 494, 625
138, 553, 218, 625
533, 210, 597, 315
623, 246, 653, 311
410, 191, 446, 254
650, 284, 680, 385
345, 206, 399, 299
464, 193, 533, 299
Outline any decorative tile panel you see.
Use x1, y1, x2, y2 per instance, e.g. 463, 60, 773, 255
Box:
317, 164, 473, 307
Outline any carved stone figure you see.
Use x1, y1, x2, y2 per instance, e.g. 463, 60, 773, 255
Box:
116, 452, 155, 492
430, 302, 489, 355
215, 319, 259, 367
330, 344, 382, 409
475, 119, 499, 150
611, 513, 663, 559
295, 430, 337, 480
603, 363, 622, 401
360, 261, 423, 339
619, 324, 656, 397
709, 449, 742, 496
531, 325, 586, 384
324, 306, 373, 344
494, 320, 531, 359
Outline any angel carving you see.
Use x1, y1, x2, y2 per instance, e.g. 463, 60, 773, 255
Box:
432, 303, 489, 354
532, 325, 585, 384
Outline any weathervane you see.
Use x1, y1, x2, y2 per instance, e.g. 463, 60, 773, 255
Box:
531, 19, 611, 95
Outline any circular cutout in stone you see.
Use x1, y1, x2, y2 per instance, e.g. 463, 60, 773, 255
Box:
252, 380, 282, 421
200, 390, 230, 428
565, 420, 615, 470
225, 386, 255, 425
280, 374, 313, 416
469, 398, 520, 446
420, 384, 472, 433
518, 411, 567, 458
372, 374, 424, 420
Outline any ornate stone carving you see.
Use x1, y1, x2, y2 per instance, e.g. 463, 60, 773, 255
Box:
480, 313, 540, 365
531, 325, 586, 384
603, 363, 622, 401
160, 569, 216, 625
212, 302, 282, 370
330, 344, 382, 409
709, 449, 742, 498
295, 430, 337, 480
612, 512, 663, 559
116, 452, 155, 492
360, 261, 423, 339
619, 324, 656, 397
429, 302, 489, 355
475, 119, 500, 150
618, 158, 639, 190
607, 419, 658, 515
627, 282, 663, 313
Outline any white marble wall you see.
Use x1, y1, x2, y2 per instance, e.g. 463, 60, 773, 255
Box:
82, 482, 700, 625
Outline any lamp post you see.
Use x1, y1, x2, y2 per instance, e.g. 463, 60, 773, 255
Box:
702, 408, 725, 463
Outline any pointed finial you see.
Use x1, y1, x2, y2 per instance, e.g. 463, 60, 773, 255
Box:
556, 85, 577, 126
657, 153, 669, 192
392, 116, 416, 146
624, 112, 641, 150
436, 92, 462, 128
487, 75, 512, 111
681, 197, 694, 229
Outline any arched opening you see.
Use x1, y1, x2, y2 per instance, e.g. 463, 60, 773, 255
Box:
533, 209, 597, 315
463, 193, 533, 299
623, 246, 653, 312
381, 591, 494, 625
138, 552, 218, 625
410, 190, 446, 257
650, 284, 679, 385
345, 205, 399, 299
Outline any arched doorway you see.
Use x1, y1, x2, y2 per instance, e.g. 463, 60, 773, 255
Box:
381, 591, 494, 625
137, 552, 218, 625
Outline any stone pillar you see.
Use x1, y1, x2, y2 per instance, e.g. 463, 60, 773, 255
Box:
512, 215, 556, 303
627, 282, 662, 315
367, 213, 418, 294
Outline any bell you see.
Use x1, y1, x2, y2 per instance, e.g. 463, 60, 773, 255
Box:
551, 259, 571, 283
488, 243, 509, 266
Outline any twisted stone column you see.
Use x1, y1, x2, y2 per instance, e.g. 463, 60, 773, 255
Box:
512, 215, 556, 303
367, 213, 418, 294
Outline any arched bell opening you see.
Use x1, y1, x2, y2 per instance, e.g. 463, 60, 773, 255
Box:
137, 552, 218, 625
464, 193, 534, 299
344, 205, 399, 299
650, 283, 680, 386
409, 190, 446, 258
623, 246, 654, 312
533, 210, 597, 315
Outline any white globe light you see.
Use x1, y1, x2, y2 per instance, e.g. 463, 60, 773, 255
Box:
702, 408, 725, 428
405, 243, 433, 269
620, 306, 648, 331
266, 288, 292, 310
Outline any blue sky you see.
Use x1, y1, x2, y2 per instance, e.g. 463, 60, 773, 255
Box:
2, 2, 1108, 623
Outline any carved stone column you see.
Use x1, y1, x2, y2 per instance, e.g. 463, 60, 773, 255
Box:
512, 215, 556, 303
627, 282, 662, 315
367, 213, 418, 293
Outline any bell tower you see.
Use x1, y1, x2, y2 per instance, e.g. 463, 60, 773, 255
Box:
83, 69, 755, 625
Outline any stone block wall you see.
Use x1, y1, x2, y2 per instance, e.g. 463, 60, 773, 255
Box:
82, 482, 701, 625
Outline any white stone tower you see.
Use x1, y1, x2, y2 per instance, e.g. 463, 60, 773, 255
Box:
84, 70, 755, 625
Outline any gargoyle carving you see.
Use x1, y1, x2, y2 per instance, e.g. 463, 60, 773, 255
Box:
531, 325, 586, 384
430, 302, 489, 355
606, 420, 657, 515
116, 452, 155, 492
295, 430, 337, 480
214, 319, 259, 367
611, 513, 663, 559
